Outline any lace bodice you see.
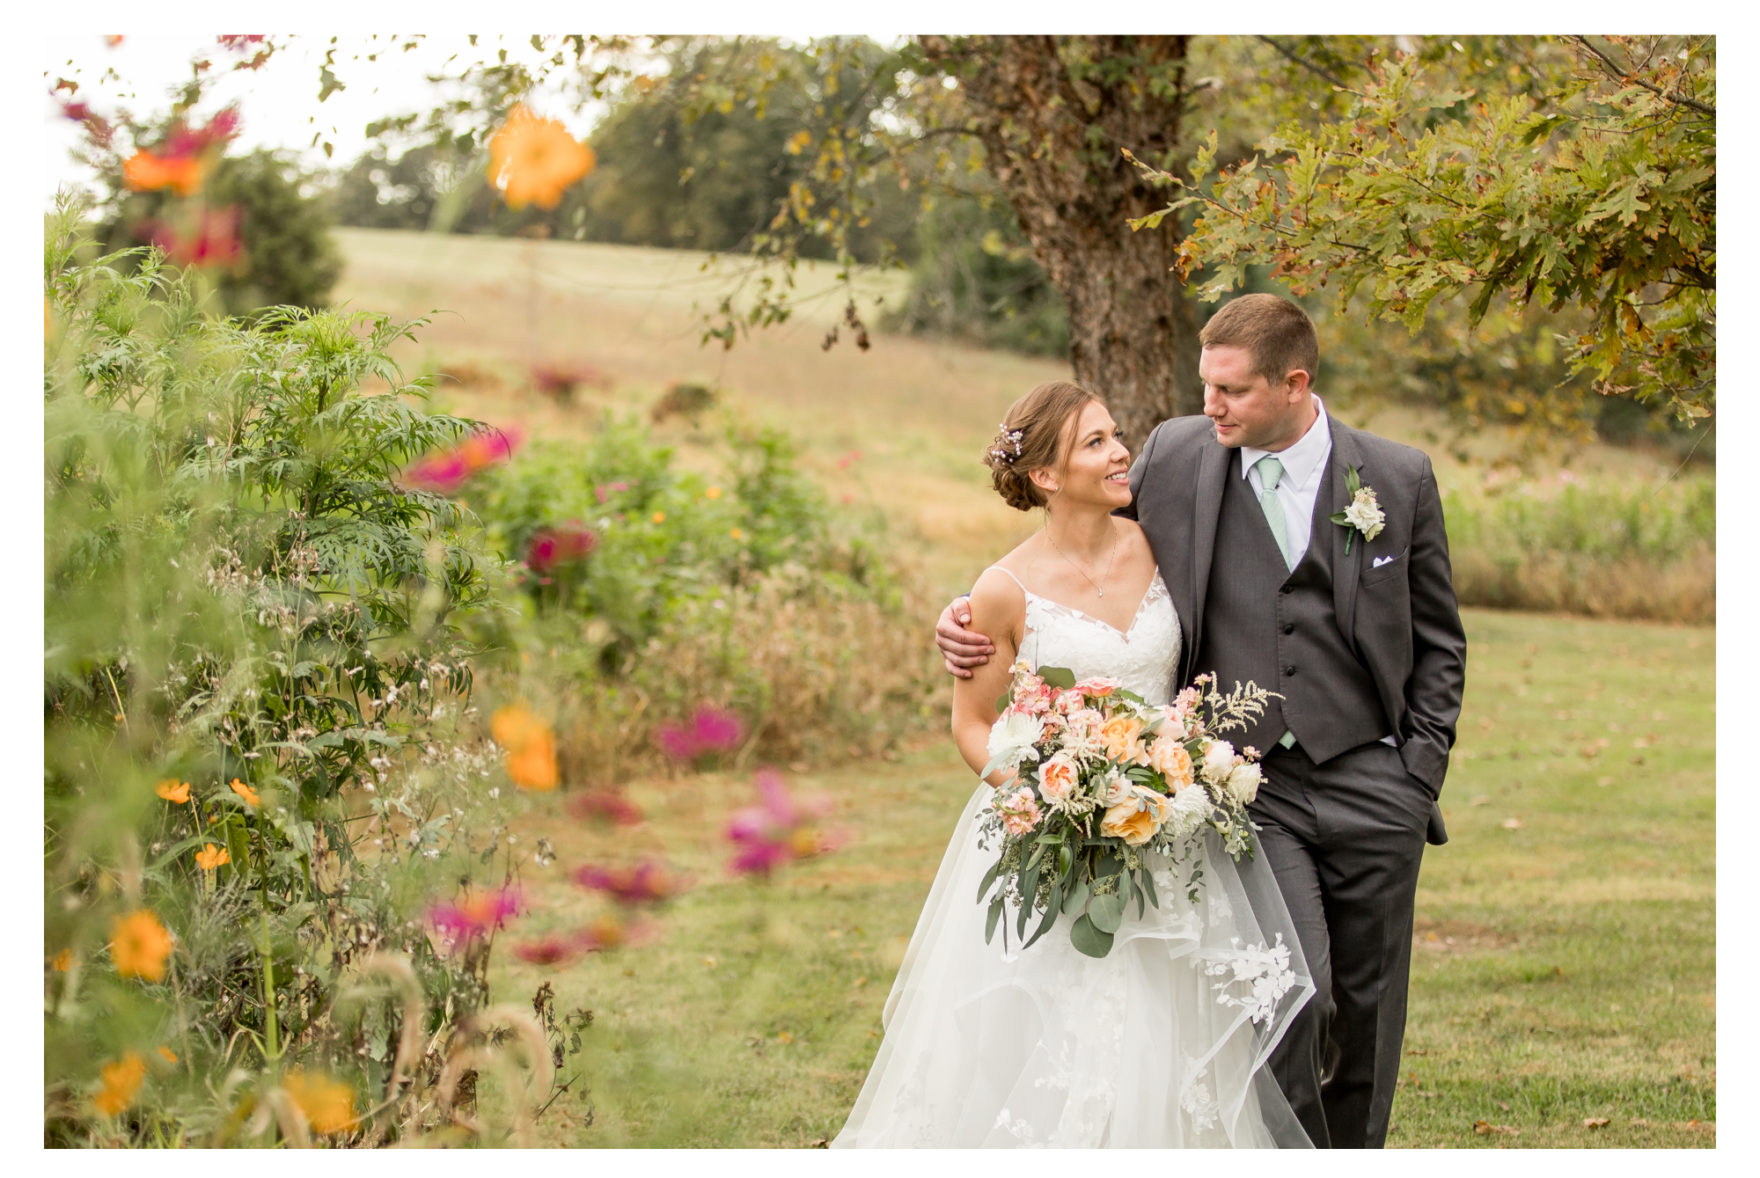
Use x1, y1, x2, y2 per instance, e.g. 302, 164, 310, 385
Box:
985, 567, 1182, 706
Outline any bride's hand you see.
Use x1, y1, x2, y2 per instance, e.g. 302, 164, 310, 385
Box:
936, 595, 995, 679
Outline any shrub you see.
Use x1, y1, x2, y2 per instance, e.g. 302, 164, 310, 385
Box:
464, 411, 937, 782
43, 213, 569, 1146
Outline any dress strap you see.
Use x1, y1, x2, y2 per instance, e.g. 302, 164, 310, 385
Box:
980, 565, 1030, 596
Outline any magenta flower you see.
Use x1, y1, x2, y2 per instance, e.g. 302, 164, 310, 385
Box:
526, 521, 598, 571
427, 886, 523, 947
725, 769, 842, 877
566, 791, 645, 826
572, 859, 687, 905
655, 705, 746, 762
401, 425, 522, 494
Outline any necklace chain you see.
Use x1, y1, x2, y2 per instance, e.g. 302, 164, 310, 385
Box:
1046, 523, 1119, 598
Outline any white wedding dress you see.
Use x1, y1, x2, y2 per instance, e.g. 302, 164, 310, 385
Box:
832, 568, 1315, 1148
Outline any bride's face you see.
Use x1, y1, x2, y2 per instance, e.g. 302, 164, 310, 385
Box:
1041, 400, 1131, 510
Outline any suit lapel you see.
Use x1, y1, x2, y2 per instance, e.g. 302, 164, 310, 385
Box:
1328, 420, 1366, 652
1184, 439, 1232, 678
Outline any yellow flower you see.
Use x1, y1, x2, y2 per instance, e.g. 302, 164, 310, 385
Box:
229, 778, 260, 808
487, 103, 595, 210
50, 948, 72, 972
652, 511, 666, 524
110, 909, 173, 981
282, 1069, 357, 1136
195, 843, 230, 871
704, 486, 722, 499
156, 779, 190, 804
785, 129, 813, 155
157, 1046, 178, 1065
94, 1052, 146, 1117
492, 704, 559, 791
730, 528, 745, 541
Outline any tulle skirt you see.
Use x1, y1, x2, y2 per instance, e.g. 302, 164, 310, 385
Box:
832, 785, 1315, 1148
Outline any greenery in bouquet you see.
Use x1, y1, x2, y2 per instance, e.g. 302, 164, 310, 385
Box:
976, 665, 1275, 959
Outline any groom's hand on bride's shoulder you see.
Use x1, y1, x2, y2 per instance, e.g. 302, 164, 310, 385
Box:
936, 596, 994, 679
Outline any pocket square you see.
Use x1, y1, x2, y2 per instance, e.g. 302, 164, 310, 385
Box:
1372, 555, 1396, 568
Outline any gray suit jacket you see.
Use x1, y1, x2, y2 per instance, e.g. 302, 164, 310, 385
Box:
1124, 413, 1466, 841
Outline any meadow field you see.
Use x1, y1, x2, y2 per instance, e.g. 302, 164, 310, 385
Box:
326, 227, 1716, 1149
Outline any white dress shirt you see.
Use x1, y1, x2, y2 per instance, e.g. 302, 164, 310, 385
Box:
1241, 395, 1332, 562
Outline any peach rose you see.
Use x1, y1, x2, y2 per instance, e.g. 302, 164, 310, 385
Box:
1038, 753, 1079, 802
1073, 676, 1121, 698
1147, 737, 1196, 789
1101, 790, 1172, 847
1100, 715, 1145, 761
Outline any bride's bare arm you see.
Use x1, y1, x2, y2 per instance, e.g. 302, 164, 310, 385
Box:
950, 572, 1024, 786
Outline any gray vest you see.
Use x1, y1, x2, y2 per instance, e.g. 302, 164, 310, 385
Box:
1192, 461, 1391, 762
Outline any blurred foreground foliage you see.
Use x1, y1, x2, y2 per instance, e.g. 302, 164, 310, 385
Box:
43, 200, 936, 1144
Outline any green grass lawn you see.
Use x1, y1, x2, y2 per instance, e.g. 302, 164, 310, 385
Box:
483, 606, 1714, 1148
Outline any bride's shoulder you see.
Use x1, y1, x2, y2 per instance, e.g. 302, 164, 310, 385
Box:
1112, 516, 1152, 554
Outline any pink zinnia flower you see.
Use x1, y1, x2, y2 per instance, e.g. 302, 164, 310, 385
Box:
427, 886, 522, 947
725, 769, 840, 876
401, 426, 522, 494
566, 791, 645, 826
572, 859, 686, 905
655, 705, 746, 762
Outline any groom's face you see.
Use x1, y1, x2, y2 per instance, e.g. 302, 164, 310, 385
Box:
1199, 345, 1311, 452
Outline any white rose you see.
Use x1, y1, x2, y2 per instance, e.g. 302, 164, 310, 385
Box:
987, 710, 1045, 767
1226, 761, 1263, 806
1201, 740, 1236, 785
1343, 488, 1386, 541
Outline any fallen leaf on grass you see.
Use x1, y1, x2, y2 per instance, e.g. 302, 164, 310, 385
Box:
1474, 1120, 1520, 1136
1501, 817, 1523, 830
1584, 1118, 1611, 1129
1496, 1101, 1512, 1112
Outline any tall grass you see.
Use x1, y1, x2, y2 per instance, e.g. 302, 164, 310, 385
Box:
1443, 474, 1715, 622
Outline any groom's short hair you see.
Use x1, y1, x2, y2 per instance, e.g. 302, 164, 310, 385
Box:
1199, 294, 1319, 390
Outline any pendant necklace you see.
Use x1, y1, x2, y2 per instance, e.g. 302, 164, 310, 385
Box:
1046, 522, 1119, 598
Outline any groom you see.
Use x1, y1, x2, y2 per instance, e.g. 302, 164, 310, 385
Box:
936, 293, 1466, 1148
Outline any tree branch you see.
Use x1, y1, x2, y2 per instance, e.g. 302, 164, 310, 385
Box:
1255, 36, 1350, 91
1568, 35, 1715, 117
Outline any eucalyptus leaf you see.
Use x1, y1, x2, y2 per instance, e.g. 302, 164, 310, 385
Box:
977, 859, 1002, 904
1069, 914, 1115, 959
1062, 876, 1090, 915
1038, 665, 1076, 689
1088, 888, 1126, 934
985, 896, 1004, 944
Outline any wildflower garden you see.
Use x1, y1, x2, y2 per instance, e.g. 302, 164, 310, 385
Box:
45, 36, 1714, 1148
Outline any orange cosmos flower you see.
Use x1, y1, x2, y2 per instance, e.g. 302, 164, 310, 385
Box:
94, 1052, 146, 1116
195, 843, 230, 871
282, 1069, 357, 1136
487, 104, 595, 210
122, 149, 206, 196
110, 909, 173, 981
229, 778, 260, 808
491, 704, 559, 791
156, 779, 190, 804
50, 948, 72, 972
157, 1046, 178, 1065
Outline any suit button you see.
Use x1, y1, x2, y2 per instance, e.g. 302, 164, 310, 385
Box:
1284, 666, 1297, 676
1282, 623, 1295, 635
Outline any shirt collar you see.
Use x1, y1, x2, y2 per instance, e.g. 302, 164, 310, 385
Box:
1240, 395, 1331, 490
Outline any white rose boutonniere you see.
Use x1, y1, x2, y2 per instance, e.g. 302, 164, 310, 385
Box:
1329, 465, 1385, 554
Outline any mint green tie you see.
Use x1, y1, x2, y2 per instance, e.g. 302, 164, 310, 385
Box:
1256, 455, 1299, 751
1255, 456, 1295, 571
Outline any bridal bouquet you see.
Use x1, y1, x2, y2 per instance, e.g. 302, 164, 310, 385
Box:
977, 664, 1274, 959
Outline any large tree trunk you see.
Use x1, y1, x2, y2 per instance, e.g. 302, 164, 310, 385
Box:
918, 35, 1207, 448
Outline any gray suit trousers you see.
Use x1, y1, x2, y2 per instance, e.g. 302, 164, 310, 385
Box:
1250, 739, 1433, 1148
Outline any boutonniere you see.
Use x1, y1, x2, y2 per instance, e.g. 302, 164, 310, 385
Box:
1329, 465, 1385, 555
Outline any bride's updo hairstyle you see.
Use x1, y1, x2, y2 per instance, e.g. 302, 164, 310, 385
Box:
983, 381, 1098, 512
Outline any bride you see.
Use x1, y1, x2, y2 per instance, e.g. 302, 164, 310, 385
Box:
832, 381, 1315, 1148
